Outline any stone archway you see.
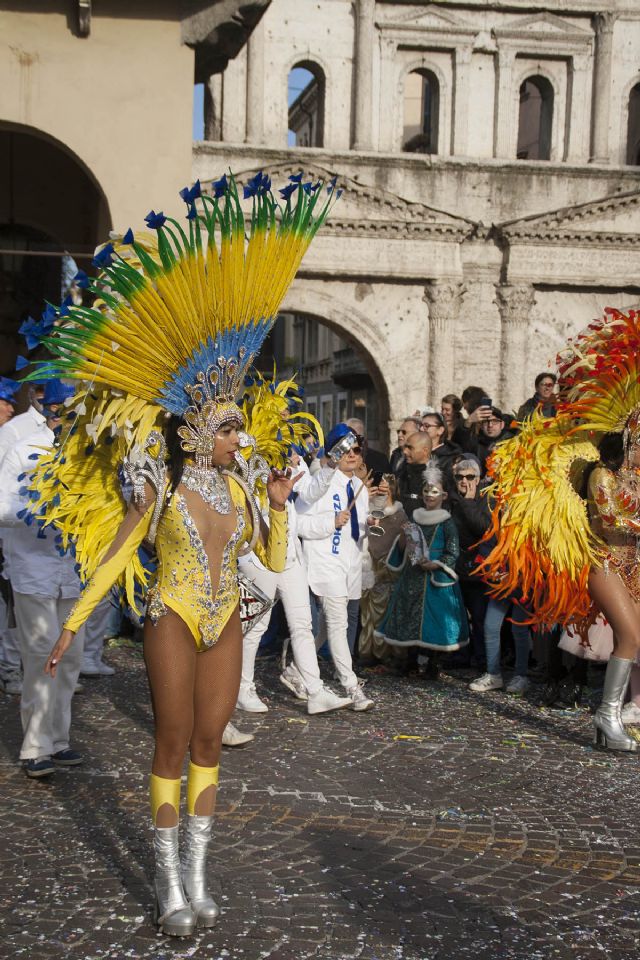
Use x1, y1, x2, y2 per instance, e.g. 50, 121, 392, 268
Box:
0, 122, 112, 376
281, 282, 393, 451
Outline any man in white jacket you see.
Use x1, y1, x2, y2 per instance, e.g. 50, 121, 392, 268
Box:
237, 454, 351, 715
0, 380, 85, 778
295, 423, 373, 711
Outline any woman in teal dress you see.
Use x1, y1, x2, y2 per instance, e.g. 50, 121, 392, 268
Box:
375, 465, 469, 655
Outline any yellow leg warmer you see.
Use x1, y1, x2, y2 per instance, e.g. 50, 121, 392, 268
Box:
186, 762, 219, 816
149, 774, 181, 826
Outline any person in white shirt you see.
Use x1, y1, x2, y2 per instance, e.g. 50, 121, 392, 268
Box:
0, 379, 85, 778
237, 454, 351, 715
0, 377, 23, 694
0, 384, 46, 466
295, 423, 373, 711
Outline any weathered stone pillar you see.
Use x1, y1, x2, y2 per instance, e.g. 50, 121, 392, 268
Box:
245, 20, 265, 144
205, 73, 223, 141
494, 48, 515, 158
378, 36, 397, 152
495, 284, 536, 412
453, 45, 472, 156
353, 0, 375, 151
566, 53, 590, 162
590, 12, 616, 163
424, 282, 466, 406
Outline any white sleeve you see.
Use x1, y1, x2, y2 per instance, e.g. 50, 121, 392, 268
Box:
0, 422, 16, 469
295, 510, 337, 540
0, 449, 28, 527
294, 464, 335, 506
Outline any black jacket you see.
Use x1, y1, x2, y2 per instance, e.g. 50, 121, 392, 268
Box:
431, 440, 462, 493
397, 461, 429, 519
390, 446, 405, 477
476, 426, 517, 476
365, 446, 391, 474
450, 491, 492, 580
517, 394, 556, 421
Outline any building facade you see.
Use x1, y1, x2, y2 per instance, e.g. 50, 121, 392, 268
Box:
194, 0, 640, 445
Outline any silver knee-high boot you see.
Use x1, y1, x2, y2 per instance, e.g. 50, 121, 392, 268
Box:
181, 815, 220, 928
593, 656, 638, 752
153, 826, 196, 937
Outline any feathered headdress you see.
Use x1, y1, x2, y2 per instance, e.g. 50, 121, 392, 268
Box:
478, 308, 640, 627
24, 172, 338, 431
21, 171, 338, 605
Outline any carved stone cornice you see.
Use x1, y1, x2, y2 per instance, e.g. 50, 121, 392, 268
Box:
494, 284, 536, 323
497, 190, 640, 245
323, 220, 471, 242
219, 162, 478, 244
376, 4, 477, 43
493, 12, 593, 51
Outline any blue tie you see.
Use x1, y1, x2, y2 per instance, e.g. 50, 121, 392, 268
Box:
346, 480, 360, 543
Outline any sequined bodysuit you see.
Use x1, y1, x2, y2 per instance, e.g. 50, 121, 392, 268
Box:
65, 473, 287, 651
588, 465, 640, 603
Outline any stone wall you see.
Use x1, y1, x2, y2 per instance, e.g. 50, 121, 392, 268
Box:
195, 0, 640, 444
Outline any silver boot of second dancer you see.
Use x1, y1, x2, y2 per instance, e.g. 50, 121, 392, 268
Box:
593, 655, 638, 752
181, 815, 220, 928
153, 825, 196, 936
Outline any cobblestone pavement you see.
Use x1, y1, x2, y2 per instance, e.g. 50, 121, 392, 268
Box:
2, 647, 640, 960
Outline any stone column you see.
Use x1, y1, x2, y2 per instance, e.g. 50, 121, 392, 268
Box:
453, 45, 472, 156
204, 73, 223, 141
378, 35, 398, 152
495, 284, 536, 412
566, 53, 590, 162
424, 282, 466, 405
494, 48, 515, 158
245, 20, 265, 144
353, 0, 375, 151
590, 12, 616, 163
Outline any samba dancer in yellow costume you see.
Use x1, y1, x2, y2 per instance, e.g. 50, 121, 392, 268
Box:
478, 308, 640, 753
23, 172, 337, 936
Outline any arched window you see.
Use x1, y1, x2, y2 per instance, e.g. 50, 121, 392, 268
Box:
517, 76, 553, 160
402, 69, 439, 153
626, 83, 640, 166
288, 62, 325, 147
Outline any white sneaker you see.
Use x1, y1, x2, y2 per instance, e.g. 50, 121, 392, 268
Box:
236, 683, 268, 713
469, 672, 504, 693
222, 722, 254, 747
0, 669, 22, 695
80, 659, 115, 677
347, 683, 374, 712
621, 702, 640, 724
280, 664, 308, 701
506, 675, 529, 696
307, 686, 352, 715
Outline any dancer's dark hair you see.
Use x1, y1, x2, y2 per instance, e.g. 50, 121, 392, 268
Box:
579, 432, 624, 500
165, 415, 186, 493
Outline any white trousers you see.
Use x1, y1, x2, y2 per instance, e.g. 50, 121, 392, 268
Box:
13, 593, 84, 760
82, 596, 115, 665
240, 560, 323, 696
320, 595, 358, 692
0, 593, 21, 670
